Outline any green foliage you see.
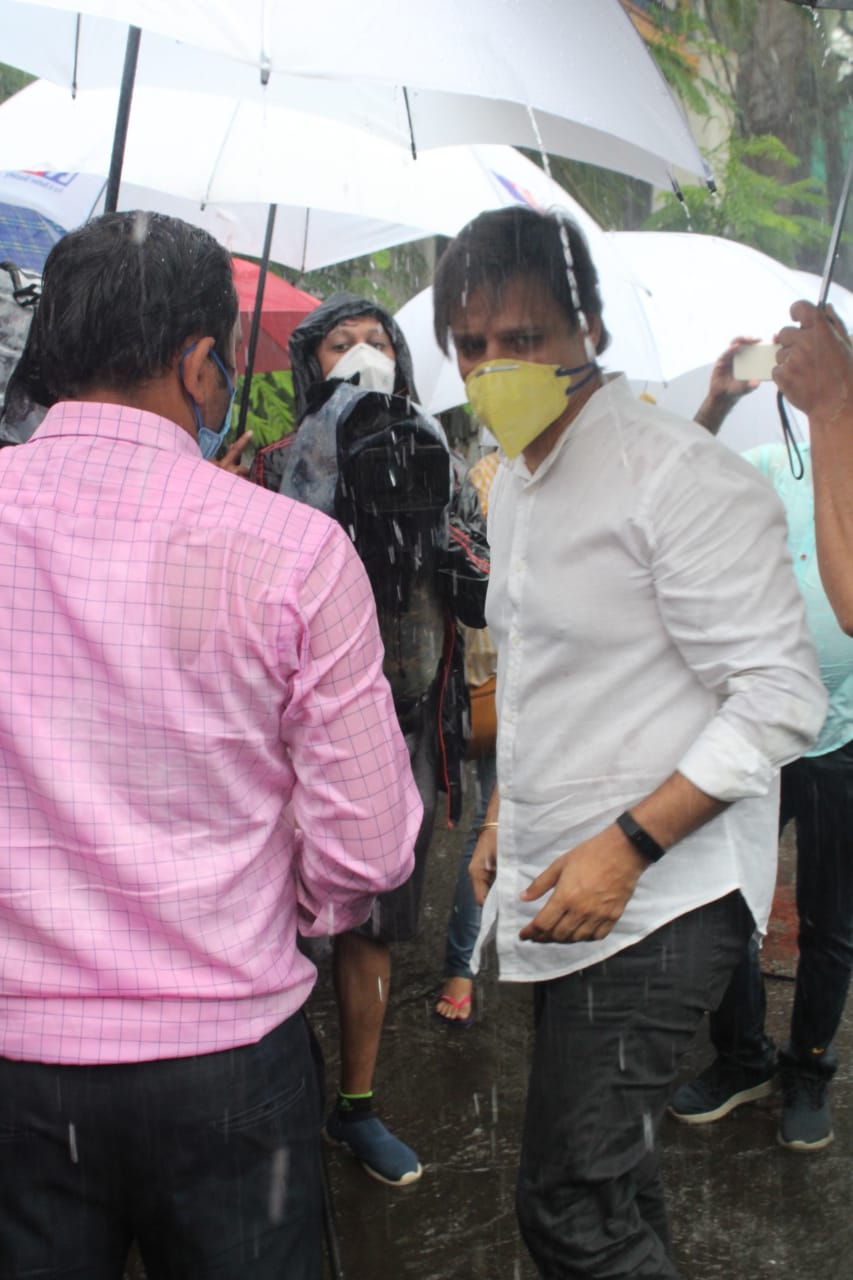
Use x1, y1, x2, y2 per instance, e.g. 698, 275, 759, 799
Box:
293, 239, 434, 313
643, 134, 829, 265
533, 153, 652, 231
0, 64, 33, 105
226, 370, 296, 449
533, 3, 745, 232
638, 4, 736, 121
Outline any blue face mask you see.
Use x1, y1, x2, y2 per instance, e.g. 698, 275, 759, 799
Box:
180, 343, 237, 460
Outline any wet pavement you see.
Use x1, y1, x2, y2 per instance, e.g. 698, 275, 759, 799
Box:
126, 790, 853, 1279
313, 799, 853, 1280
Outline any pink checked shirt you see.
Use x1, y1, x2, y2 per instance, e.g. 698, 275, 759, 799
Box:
0, 402, 421, 1064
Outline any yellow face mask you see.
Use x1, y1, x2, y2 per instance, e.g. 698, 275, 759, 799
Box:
464, 358, 597, 459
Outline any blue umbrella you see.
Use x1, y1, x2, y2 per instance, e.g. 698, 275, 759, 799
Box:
0, 200, 65, 273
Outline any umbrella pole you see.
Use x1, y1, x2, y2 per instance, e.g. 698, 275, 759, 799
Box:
104, 26, 141, 214
237, 202, 278, 435
819, 144, 853, 307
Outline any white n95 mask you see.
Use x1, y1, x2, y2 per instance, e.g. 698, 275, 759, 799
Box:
328, 343, 396, 395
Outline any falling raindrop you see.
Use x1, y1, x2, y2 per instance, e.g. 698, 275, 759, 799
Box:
130, 210, 150, 246
68, 1122, 79, 1164
268, 1148, 289, 1225
642, 1108, 653, 1151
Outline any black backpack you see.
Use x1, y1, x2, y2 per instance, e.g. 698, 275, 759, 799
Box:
333, 389, 452, 614
0, 262, 47, 448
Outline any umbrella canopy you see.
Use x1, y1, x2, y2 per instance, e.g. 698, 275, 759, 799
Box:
607, 230, 835, 384
0, 82, 690, 276
1, 0, 707, 189
0, 199, 65, 272
0, 158, 433, 275
647, 266, 853, 454
231, 257, 319, 374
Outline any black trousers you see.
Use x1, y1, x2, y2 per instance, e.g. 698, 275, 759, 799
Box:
353, 686, 439, 943
711, 742, 853, 1079
0, 1011, 324, 1280
517, 891, 754, 1279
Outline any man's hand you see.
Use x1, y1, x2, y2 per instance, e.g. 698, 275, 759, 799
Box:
774, 302, 853, 422
694, 337, 760, 435
214, 430, 253, 477
469, 826, 498, 907
518, 825, 648, 944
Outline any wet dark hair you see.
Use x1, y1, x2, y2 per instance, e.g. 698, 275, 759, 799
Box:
31, 211, 238, 401
432, 206, 609, 357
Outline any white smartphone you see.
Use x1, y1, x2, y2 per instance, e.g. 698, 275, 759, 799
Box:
732, 342, 781, 382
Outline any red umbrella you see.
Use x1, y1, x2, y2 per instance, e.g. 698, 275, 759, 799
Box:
231, 256, 320, 374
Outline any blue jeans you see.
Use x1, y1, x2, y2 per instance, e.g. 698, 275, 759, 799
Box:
710, 740, 853, 1080
518, 891, 755, 1279
443, 753, 497, 979
0, 1011, 325, 1279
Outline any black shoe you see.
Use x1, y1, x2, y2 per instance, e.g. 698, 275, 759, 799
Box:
669, 1057, 776, 1125
778, 1066, 833, 1152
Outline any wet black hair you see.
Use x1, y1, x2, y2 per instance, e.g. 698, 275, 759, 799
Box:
432, 206, 610, 357
31, 211, 238, 401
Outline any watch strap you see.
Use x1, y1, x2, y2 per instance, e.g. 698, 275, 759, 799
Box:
616, 810, 666, 863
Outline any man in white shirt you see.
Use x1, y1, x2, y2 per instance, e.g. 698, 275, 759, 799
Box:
431, 206, 828, 1280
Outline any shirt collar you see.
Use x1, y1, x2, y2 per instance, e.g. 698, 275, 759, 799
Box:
506, 373, 628, 485
32, 400, 200, 460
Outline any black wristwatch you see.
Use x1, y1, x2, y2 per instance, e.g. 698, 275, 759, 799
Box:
616, 810, 666, 863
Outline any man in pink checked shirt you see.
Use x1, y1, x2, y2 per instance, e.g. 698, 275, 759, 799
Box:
0, 211, 421, 1280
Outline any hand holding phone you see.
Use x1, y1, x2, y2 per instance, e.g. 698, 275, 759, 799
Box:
732, 342, 781, 382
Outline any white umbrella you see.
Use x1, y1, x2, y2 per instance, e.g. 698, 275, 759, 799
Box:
607, 231, 835, 384
647, 267, 853, 455
0, 0, 708, 190
0, 81, 686, 278
0, 82, 445, 271
0, 86, 666, 423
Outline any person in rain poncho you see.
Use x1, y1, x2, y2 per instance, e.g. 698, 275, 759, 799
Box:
0, 261, 46, 444
250, 291, 489, 1187
0, 213, 421, 1279
432, 205, 827, 1280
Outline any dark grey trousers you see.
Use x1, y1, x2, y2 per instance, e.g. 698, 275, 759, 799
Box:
517, 890, 754, 1279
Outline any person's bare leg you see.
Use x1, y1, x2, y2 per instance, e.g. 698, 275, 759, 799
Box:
327, 931, 421, 1185
333, 931, 391, 1094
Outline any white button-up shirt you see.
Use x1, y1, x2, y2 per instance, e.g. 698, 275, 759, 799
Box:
475, 376, 826, 982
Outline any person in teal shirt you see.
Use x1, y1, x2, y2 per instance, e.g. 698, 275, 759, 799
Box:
670, 339, 853, 1151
